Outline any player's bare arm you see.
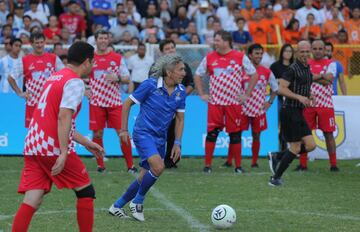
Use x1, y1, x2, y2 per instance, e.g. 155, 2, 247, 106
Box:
7, 75, 29, 99
73, 131, 104, 159
278, 79, 311, 107
119, 97, 135, 145
171, 112, 184, 162
194, 74, 209, 102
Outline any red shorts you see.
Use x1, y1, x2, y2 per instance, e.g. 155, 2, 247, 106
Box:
90, 104, 122, 130
207, 104, 243, 133
240, 113, 268, 133
25, 105, 35, 128
18, 153, 91, 194
303, 107, 335, 132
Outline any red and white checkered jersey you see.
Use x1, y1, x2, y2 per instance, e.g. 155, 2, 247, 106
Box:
24, 68, 84, 156
89, 51, 129, 107
195, 50, 256, 105
242, 65, 278, 117
10, 53, 64, 106
308, 58, 336, 108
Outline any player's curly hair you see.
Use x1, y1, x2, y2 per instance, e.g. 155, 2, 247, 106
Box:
149, 54, 183, 78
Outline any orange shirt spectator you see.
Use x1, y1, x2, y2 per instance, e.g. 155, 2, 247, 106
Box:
333, 29, 353, 75
322, 8, 344, 43
240, 0, 255, 21
275, 0, 295, 28
344, 8, 360, 44
282, 19, 301, 44
300, 13, 321, 41
248, 8, 268, 45
263, 5, 283, 44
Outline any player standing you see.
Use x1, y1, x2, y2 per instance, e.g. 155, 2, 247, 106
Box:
12, 41, 103, 232
108, 54, 186, 221
238, 44, 278, 168
194, 30, 258, 173
89, 30, 136, 173
297, 39, 338, 171
8, 32, 64, 128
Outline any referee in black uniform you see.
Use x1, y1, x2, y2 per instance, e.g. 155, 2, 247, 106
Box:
268, 40, 316, 186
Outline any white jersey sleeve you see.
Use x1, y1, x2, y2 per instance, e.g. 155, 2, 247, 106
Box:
60, 79, 85, 111
242, 55, 256, 75
9, 58, 23, 80
120, 58, 130, 77
55, 56, 65, 71
195, 57, 207, 77
326, 61, 337, 78
269, 71, 279, 92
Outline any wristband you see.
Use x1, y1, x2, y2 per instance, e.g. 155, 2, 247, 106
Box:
174, 139, 181, 147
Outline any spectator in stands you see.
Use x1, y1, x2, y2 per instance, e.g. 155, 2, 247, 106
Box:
282, 19, 301, 45
13, 3, 24, 31
60, 27, 72, 45
110, 11, 139, 44
43, 15, 61, 44
324, 42, 347, 96
0, 0, 9, 27
190, 33, 201, 44
140, 16, 165, 42
192, 1, 211, 36
0, 38, 22, 93
322, 7, 344, 43
201, 17, 221, 45
300, 13, 321, 41
89, 0, 115, 29
16, 16, 31, 39
120, 30, 133, 45
146, 33, 159, 44
216, 0, 237, 32
53, 42, 64, 56
320, 0, 337, 22
263, 4, 283, 44
141, 3, 163, 29
0, 24, 13, 43
5, 14, 17, 36
127, 43, 153, 92
59, 0, 87, 39
108, 3, 124, 29
159, 0, 172, 26
248, 8, 268, 45
61, 0, 87, 13
37, 0, 51, 18
295, 0, 323, 28
241, 0, 254, 21
168, 5, 190, 36
344, 7, 360, 44
125, 0, 141, 26
275, 0, 294, 28
25, 0, 48, 26
335, 0, 350, 20
0, 37, 11, 57
333, 29, 352, 76
179, 21, 198, 43
131, 36, 140, 46
232, 17, 253, 49
344, 0, 360, 9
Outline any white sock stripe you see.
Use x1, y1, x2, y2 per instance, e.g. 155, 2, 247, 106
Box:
148, 170, 158, 179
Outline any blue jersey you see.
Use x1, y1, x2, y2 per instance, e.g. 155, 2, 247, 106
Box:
332, 60, 344, 95
232, 30, 253, 44
130, 77, 186, 141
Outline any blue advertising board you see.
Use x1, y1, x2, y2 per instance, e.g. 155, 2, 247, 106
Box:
0, 94, 278, 157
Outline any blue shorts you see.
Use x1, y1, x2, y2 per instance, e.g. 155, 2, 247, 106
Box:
132, 132, 165, 170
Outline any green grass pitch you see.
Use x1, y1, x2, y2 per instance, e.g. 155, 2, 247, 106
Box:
1, 156, 360, 232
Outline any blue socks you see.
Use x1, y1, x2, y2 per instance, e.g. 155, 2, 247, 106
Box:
132, 170, 158, 204
114, 179, 140, 208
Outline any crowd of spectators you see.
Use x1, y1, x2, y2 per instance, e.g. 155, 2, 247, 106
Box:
0, 0, 359, 50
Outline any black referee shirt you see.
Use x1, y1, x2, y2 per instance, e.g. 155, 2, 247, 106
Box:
281, 59, 313, 108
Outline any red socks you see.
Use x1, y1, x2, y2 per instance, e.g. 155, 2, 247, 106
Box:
230, 143, 242, 168
329, 152, 337, 167
76, 198, 94, 232
12, 203, 36, 232
300, 153, 308, 168
121, 136, 134, 169
93, 138, 104, 168
251, 140, 260, 165
205, 141, 216, 167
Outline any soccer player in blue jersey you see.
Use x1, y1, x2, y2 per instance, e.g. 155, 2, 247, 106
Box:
108, 54, 186, 221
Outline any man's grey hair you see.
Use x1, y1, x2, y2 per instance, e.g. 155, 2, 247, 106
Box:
149, 54, 183, 78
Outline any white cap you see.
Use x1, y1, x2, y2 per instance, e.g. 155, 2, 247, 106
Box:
199, 1, 209, 8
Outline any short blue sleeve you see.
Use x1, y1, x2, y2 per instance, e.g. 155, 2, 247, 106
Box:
246, 31, 253, 42
176, 90, 186, 112
336, 61, 344, 75
129, 79, 154, 104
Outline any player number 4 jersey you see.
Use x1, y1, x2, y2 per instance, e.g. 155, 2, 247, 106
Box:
308, 58, 336, 108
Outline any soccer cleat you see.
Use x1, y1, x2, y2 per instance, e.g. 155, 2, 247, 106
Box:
97, 166, 106, 173
203, 166, 212, 173
268, 152, 278, 175
108, 204, 130, 219
234, 167, 245, 173
129, 201, 145, 222
222, 161, 232, 167
268, 176, 282, 187
294, 165, 308, 172
251, 163, 259, 168
330, 166, 339, 172
128, 166, 138, 174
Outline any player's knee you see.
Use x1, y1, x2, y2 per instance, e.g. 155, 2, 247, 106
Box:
290, 143, 301, 154
306, 140, 316, 152
206, 128, 221, 142
75, 184, 96, 199
151, 162, 165, 176
93, 130, 103, 139
323, 132, 334, 140
229, 132, 241, 144
24, 195, 43, 209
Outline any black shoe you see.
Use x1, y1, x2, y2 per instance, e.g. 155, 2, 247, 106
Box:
234, 167, 245, 173
251, 163, 259, 168
222, 161, 232, 167
203, 166, 212, 173
127, 166, 138, 174
330, 166, 339, 172
268, 152, 278, 175
268, 176, 282, 187
97, 166, 106, 173
294, 165, 308, 172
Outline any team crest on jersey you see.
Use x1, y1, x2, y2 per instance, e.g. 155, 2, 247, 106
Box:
211, 61, 218, 66
230, 60, 236, 65
313, 111, 346, 150
93, 61, 98, 68
29, 63, 35, 70
47, 62, 52, 67
175, 92, 181, 101
260, 75, 266, 80
110, 61, 116, 66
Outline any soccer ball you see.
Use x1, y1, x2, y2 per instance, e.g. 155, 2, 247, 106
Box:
211, 204, 236, 229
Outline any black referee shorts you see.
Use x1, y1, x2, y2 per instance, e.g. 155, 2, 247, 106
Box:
280, 107, 312, 143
